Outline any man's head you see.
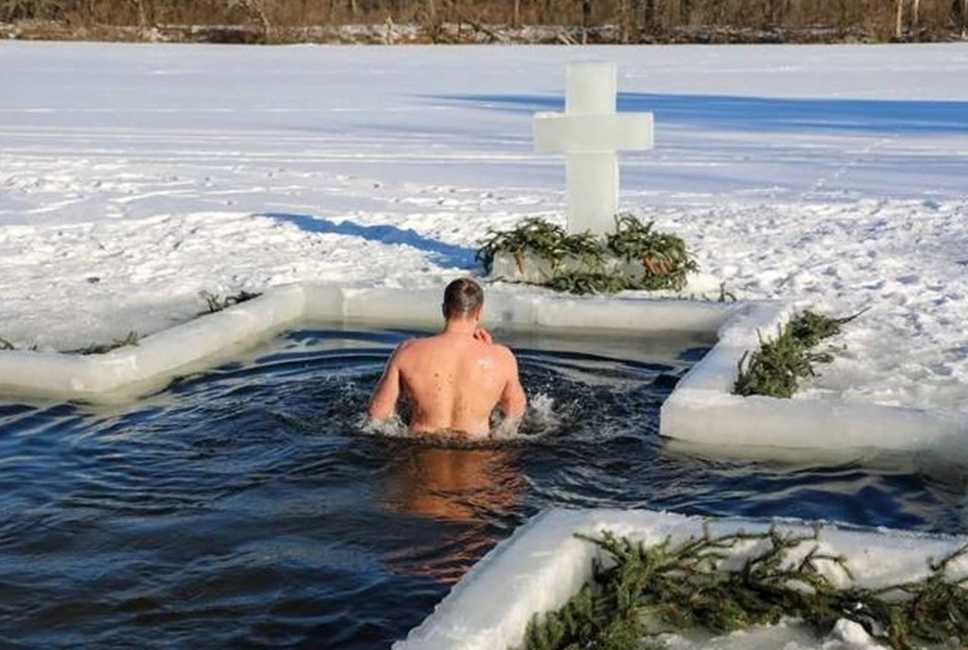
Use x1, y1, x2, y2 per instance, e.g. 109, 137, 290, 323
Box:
442, 278, 484, 322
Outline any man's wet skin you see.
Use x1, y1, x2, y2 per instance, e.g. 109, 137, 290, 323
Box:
368, 279, 527, 437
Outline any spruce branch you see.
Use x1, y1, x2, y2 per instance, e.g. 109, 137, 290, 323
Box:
517, 527, 968, 650
734, 309, 865, 398
477, 214, 698, 295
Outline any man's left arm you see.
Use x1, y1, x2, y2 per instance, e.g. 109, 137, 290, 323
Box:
368, 343, 407, 421
497, 346, 527, 419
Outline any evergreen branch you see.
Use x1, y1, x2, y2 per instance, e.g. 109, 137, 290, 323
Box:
477, 214, 699, 295
517, 528, 968, 650
733, 309, 865, 398
65, 330, 140, 355
197, 289, 262, 315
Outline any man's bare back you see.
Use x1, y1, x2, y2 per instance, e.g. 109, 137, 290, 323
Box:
368, 279, 526, 436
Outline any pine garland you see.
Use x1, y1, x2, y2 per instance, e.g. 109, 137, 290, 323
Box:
66, 330, 141, 355
477, 214, 698, 295
197, 289, 262, 315
733, 309, 865, 398
517, 526, 968, 650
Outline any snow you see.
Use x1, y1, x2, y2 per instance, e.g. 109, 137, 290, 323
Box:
660, 301, 968, 453
395, 508, 968, 650
660, 618, 885, 650
1, 41, 967, 414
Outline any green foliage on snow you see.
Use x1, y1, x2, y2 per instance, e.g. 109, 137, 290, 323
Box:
477, 214, 698, 295
197, 289, 262, 315
66, 330, 141, 355
733, 309, 865, 399
517, 526, 968, 650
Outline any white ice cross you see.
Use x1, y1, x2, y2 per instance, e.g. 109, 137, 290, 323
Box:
533, 62, 654, 236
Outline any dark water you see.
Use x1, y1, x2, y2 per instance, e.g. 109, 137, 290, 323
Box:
1, 326, 966, 649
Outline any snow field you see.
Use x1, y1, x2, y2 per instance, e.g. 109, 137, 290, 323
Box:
1, 42, 967, 415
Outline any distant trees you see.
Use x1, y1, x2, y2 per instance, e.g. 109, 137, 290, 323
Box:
128, 0, 151, 28
227, 0, 272, 39
2, 0, 966, 42
1, 0, 63, 21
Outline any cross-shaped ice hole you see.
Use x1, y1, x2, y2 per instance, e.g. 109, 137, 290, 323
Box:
533, 62, 654, 236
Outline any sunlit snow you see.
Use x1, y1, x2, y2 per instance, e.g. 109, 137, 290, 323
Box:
1, 41, 966, 413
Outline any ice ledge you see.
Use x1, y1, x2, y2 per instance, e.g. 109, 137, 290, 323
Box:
0, 283, 738, 403
489, 251, 724, 299
660, 299, 968, 451
0, 282, 964, 453
394, 508, 968, 650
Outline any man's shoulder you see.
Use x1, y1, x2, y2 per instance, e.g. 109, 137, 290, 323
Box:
392, 337, 422, 359
488, 342, 513, 355
486, 343, 517, 365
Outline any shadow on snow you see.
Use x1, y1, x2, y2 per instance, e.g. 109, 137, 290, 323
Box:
429, 92, 968, 135
262, 212, 478, 270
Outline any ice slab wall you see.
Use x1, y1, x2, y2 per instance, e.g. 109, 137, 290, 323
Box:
394, 508, 968, 650
0, 284, 306, 402
660, 300, 968, 452
0, 282, 964, 454
0, 283, 737, 403
489, 251, 723, 300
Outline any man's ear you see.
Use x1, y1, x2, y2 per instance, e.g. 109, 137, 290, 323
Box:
472, 307, 483, 322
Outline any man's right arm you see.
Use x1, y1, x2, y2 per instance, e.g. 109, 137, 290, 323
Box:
497, 346, 526, 419
368, 341, 409, 421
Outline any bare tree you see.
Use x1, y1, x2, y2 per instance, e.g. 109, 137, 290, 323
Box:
768, 0, 781, 25
617, 0, 629, 41
631, 0, 645, 39
644, 0, 657, 32
129, 0, 154, 28
383, 13, 394, 43
4, 0, 967, 42
227, 0, 272, 40
0, 0, 62, 20
424, 0, 440, 36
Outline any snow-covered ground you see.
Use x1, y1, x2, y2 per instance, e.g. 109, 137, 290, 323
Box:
1, 41, 967, 413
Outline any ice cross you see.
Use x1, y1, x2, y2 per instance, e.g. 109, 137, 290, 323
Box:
533, 62, 654, 236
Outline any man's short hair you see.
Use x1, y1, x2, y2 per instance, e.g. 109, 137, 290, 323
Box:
443, 278, 484, 319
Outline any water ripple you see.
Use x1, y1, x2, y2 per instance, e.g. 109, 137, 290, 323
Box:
0, 326, 965, 648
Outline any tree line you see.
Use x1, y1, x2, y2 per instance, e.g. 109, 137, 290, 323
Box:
2, 0, 966, 43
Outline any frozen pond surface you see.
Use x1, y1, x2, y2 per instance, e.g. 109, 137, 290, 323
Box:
2, 42, 967, 414
0, 327, 966, 648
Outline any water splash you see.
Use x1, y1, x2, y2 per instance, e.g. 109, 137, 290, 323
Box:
359, 391, 570, 446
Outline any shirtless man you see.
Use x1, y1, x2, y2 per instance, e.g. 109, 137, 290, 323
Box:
367, 278, 527, 436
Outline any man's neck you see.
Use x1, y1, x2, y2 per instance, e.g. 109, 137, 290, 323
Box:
442, 319, 477, 336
